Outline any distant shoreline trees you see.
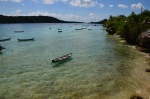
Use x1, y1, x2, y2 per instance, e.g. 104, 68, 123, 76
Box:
0, 15, 82, 23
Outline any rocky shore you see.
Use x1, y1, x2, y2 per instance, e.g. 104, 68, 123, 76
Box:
136, 31, 150, 53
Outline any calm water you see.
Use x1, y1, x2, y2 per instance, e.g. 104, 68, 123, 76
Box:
0, 23, 148, 99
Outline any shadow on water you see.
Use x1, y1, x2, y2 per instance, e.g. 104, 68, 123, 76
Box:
52, 58, 73, 67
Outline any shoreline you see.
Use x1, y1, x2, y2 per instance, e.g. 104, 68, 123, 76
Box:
114, 34, 150, 99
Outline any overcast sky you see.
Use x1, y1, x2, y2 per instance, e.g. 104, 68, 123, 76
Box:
0, 0, 150, 22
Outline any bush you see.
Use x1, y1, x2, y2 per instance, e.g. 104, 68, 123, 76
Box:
104, 10, 150, 45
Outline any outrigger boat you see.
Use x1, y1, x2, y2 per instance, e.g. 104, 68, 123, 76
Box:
18, 38, 34, 41
52, 53, 72, 63
0, 38, 11, 42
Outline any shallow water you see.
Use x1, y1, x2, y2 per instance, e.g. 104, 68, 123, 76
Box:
0, 23, 149, 99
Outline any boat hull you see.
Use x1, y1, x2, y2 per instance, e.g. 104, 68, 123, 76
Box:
0, 38, 11, 42
52, 53, 72, 63
18, 38, 34, 41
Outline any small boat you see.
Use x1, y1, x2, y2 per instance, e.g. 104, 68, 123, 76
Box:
0, 38, 11, 42
75, 29, 82, 30
18, 38, 34, 41
14, 31, 24, 33
52, 53, 72, 63
58, 31, 62, 32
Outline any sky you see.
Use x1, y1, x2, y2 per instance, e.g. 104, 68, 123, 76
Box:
0, 0, 150, 22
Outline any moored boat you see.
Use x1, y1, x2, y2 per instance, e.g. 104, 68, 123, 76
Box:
58, 31, 62, 32
14, 31, 24, 33
75, 29, 82, 30
52, 53, 72, 63
18, 38, 34, 41
0, 38, 11, 42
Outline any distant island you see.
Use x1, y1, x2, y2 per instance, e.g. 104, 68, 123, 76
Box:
0, 15, 83, 23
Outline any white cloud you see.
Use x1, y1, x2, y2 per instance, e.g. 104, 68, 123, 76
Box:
32, 0, 37, 1
69, 0, 97, 7
26, 11, 83, 21
88, 13, 101, 22
99, 3, 104, 8
0, 0, 22, 2
131, 3, 143, 9
42, 0, 58, 4
61, 0, 68, 3
10, 0, 22, 2
89, 13, 95, 17
109, 5, 113, 8
10, 10, 102, 22
11, 9, 22, 16
0, 0, 7, 1
118, 4, 128, 8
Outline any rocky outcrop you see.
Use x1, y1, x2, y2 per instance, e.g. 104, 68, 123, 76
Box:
106, 26, 116, 35
136, 30, 150, 53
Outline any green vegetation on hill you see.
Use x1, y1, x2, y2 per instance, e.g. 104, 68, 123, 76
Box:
104, 10, 150, 44
0, 15, 82, 23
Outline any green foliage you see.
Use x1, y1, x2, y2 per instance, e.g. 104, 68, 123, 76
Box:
0, 15, 82, 23
104, 10, 150, 44
98, 18, 108, 24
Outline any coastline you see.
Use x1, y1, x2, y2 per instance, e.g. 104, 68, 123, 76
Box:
115, 34, 150, 99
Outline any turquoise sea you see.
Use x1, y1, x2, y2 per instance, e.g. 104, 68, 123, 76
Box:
0, 23, 149, 99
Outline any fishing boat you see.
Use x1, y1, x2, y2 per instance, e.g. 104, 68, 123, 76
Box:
58, 31, 62, 32
0, 38, 11, 42
14, 31, 24, 33
75, 29, 82, 30
18, 38, 34, 41
52, 53, 72, 63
